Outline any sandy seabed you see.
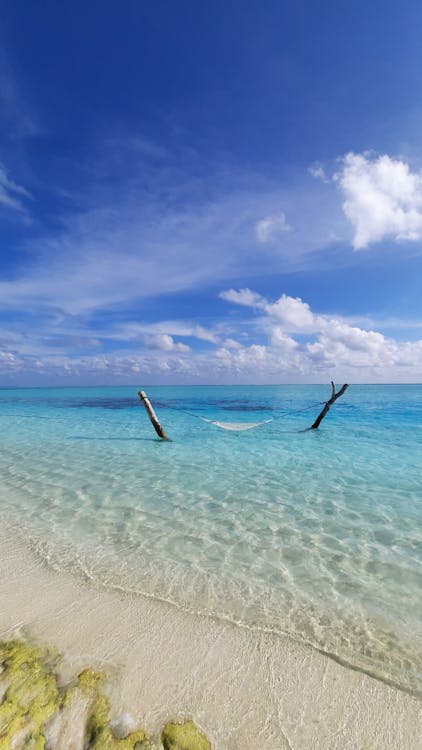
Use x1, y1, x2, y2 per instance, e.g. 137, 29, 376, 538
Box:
0, 526, 420, 750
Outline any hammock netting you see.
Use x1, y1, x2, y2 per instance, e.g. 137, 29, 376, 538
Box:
201, 418, 273, 431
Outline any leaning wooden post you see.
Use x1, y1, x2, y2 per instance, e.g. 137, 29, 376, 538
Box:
138, 390, 170, 440
308, 381, 349, 430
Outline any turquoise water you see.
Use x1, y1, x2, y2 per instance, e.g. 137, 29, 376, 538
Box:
0, 384, 421, 694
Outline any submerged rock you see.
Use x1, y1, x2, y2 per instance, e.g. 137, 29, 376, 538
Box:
111, 712, 137, 739
161, 720, 212, 750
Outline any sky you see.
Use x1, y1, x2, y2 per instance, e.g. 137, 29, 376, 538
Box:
1, 0, 422, 385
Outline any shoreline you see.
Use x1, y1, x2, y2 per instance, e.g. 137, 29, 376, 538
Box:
0, 526, 420, 749
13, 519, 422, 702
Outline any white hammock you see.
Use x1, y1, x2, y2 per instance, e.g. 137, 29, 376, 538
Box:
201, 418, 273, 432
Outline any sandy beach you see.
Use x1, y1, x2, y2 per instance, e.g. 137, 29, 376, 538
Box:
0, 524, 420, 750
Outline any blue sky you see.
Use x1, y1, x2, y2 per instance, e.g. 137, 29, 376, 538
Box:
1, 0, 422, 384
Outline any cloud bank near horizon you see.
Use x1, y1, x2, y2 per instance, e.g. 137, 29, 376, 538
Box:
1, 289, 421, 385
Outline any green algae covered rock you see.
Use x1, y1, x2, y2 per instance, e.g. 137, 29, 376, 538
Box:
86, 676, 151, 749
161, 720, 212, 750
45, 665, 153, 749
0, 640, 154, 750
0, 639, 211, 750
0, 639, 61, 749
47, 667, 106, 749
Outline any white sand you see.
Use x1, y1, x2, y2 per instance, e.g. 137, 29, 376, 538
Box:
0, 527, 420, 750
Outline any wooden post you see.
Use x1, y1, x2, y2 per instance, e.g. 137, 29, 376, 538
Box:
308, 382, 349, 430
138, 390, 170, 440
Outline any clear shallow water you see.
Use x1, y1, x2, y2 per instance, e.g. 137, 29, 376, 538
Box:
0, 385, 421, 694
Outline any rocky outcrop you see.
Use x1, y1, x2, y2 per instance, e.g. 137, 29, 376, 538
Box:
0, 640, 212, 750
161, 720, 212, 750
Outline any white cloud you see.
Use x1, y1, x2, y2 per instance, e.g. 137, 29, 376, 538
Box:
2, 139, 422, 385
222, 338, 243, 350
0, 187, 302, 316
269, 328, 299, 350
255, 211, 291, 242
308, 163, 330, 183
190, 325, 220, 344
3, 283, 421, 384
215, 344, 267, 375
0, 144, 356, 320
218, 288, 422, 381
335, 152, 422, 249
0, 351, 19, 369
2, 308, 422, 383
0, 164, 32, 213
220, 289, 319, 332
266, 294, 318, 332
142, 333, 190, 352
219, 288, 266, 308
104, 321, 220, 345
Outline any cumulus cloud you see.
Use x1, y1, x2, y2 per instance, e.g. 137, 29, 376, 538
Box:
142, 333, 190, 352
2, 308, 422, 383
266, 294, 317, 332
2, 286, 421, 384
215, 344, 267, 375
219, 288, 266, 308
255, 211, 291, 242
220, 289, 319, 332
269, 328, 299, 350
335, 152, 422, 249
222, 338, 243, 350
219, 288, 422, 380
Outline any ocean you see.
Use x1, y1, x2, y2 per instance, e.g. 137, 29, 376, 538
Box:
0, 384, 421, 695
